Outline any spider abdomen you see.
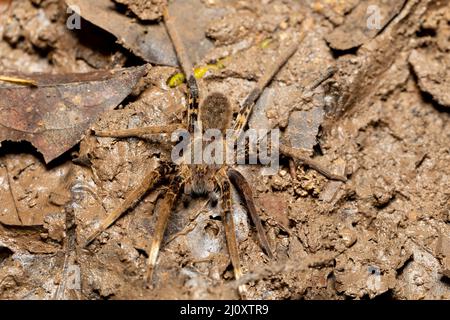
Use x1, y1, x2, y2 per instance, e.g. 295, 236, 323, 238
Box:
200, 92, 232, 132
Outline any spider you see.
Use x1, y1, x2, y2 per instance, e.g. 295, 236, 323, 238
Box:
83, 8, 346, 295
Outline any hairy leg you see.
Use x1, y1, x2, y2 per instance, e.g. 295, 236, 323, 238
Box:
163, 7, 200, 133
83, 165, 171, 247
227, 168, 274, 259
220, 176, 247, 297
145, 177, 182, 286
231, 19, 314, 142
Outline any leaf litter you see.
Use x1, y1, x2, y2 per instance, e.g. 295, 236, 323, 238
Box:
66, 0, 227, 67
0, 65, 147, 163
0, 0, 449, 300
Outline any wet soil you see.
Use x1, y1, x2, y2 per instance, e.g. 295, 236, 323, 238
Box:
0, 0, 449, 300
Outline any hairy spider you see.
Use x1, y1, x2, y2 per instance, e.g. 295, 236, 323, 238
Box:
84, 8, 346, 296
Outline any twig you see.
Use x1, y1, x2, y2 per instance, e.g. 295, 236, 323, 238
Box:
163, 8, 194, 81
279, 145, 347, 182
0, 75, 37, 86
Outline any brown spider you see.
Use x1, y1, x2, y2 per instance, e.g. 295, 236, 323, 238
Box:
83, 8, 346, 296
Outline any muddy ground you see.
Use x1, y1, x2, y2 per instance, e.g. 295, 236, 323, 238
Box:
0, 0, 449, 300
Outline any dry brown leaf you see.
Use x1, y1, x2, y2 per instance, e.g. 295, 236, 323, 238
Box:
65, 0, 226, 66
0, 65, 147, 163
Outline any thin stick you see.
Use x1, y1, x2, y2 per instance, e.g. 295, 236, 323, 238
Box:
3, 161, 23, 225
286, 65, 337, 121
244, 43, 299, 109
307, 66, 336, 91
288, 159, 297, 180
0, 75, 37, 86
279, 145, 347, 182
232, 42, 300, 140
163, 8, 194, 81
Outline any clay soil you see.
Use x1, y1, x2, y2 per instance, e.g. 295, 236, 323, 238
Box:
0, 0, 449, 300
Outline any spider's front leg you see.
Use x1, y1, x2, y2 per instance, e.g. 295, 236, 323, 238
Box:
145, 176, 182, 286
83, 164, 170, 247
84, 123, 182, 247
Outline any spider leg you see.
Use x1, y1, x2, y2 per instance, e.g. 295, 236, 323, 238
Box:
83, 165, 170, 247
145, 176, 182, 286
232, 42, 299, 141
94, 124, 181, 138
220, 175, 247, 296
163, 7, 200, 133
223, 17, 345, 182
279, 145, 347, 182
231, 19, 314, 143
227, 168, 274, 259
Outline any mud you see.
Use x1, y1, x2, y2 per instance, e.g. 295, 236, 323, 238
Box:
0, 0, 449, 300
113, 0, 167, 21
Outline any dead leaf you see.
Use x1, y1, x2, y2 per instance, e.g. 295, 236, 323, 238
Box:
66, 0, 226, 66
0, 65, 147, 163
325, 0, 407, 51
